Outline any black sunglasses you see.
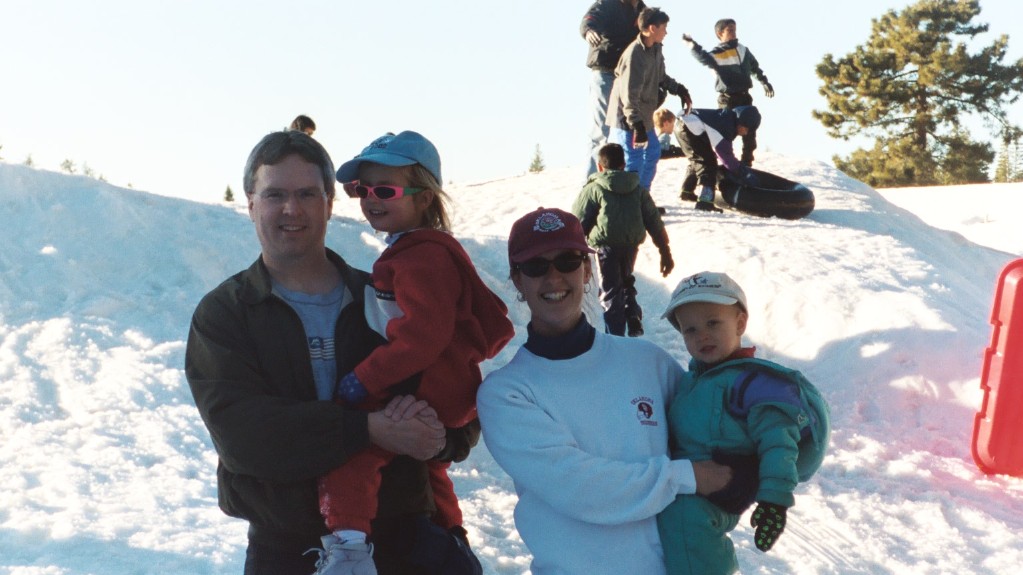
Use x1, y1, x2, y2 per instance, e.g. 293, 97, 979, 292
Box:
514, 254, 586, 278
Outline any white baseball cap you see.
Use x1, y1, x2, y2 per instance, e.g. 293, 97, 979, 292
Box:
662, 271, 748, 331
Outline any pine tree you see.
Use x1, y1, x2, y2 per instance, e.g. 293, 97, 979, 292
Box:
813, 0, 1023, 187
993, 130, 1022, 183
224, 185, 235, 203
60, 159, 77, 174
24, 154, 34, 167
1015, 139, 1023, 182
529, 144, 545, 174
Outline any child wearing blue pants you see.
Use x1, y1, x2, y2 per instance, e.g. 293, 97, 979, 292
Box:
605, 7, 690, 191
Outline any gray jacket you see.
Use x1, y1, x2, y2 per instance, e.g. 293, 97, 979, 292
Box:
606, 36, 686, 133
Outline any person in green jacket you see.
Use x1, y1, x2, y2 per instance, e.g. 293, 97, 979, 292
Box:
573, 142, 674, 337
656, 271, 830, 575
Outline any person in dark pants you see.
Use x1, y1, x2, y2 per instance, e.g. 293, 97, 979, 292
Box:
185, 130, 481, 575
573, 143, 674, 337
675, 106, 761, 212
682, 18, 773, 167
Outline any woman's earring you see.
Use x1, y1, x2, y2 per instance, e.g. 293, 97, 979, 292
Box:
516, 292, 526, 302
583, 283, 592, 294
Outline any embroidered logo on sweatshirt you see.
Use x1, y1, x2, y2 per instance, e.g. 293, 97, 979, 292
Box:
632, 396, 658, 427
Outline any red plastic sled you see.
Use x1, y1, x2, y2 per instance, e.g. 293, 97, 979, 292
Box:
972, 258, 1023, 476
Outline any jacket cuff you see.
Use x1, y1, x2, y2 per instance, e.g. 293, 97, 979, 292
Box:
672, 458, 698, 495
340, 408, 371, 460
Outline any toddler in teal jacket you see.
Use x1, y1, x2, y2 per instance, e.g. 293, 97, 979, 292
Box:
657, 271, 829, 575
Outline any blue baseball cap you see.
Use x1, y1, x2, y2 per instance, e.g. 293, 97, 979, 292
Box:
335, 130, 442, 185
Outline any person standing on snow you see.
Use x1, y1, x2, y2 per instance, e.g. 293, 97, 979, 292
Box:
580, 0, 647, 180
478, 207, 733, 575
573, 143, 674, 338
682, 18, 773, 167
185, 130, 479, 575
605, 7, 692, 193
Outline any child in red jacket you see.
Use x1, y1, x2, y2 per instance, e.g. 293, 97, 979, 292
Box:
314, 131, 514, 575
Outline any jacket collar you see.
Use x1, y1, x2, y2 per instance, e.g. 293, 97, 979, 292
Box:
238, 248, 361, 305
690, 346, 757, 376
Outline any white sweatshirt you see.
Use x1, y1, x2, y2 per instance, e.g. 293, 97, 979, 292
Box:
477, 332, 696, 575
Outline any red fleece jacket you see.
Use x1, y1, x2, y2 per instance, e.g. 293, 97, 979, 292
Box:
354, 229, 514, 427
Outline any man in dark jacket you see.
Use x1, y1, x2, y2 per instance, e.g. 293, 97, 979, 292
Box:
580, 0, 646, 180
185, 130, 480, 575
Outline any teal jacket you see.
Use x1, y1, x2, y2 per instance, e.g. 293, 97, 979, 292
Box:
572, 169, 668, 249
667, 356, 830, 507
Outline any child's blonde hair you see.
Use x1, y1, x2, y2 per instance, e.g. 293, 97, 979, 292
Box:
403, 163, 452, 232
653, 108, 677, 126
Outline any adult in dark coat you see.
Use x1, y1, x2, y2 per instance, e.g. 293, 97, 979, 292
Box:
186, 130, 480, 575
580, 0, 647, 180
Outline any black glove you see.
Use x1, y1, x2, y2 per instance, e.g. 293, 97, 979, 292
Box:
750, 502, 787, 552
704, 450, 759, 515
631, 122, 648, 147
677, 86, 692, 114
658, 247, 674, 277
742, 169, 759, 187
730, 165, 759, 187
763, 82, 775, 98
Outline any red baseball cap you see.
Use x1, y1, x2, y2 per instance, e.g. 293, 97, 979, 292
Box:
508, 207, 595, 265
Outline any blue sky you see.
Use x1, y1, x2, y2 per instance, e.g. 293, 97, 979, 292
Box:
2, 0, 1020, 202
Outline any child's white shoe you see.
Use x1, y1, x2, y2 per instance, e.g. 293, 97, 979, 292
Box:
309, 534, 376, 575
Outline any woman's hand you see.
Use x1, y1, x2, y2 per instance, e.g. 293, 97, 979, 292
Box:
692, 459, 734, 495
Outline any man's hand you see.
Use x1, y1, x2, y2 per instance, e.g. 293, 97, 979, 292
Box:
585, 30, 602, 46
763, 82, 775, 98
369, 396, 446, 460
692, 459, 733, 495
681, 33, 695, 48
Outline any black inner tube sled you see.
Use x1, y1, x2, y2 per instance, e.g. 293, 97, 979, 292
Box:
716, 167, 815, 219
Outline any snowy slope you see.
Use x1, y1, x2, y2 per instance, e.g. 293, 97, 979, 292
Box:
1, 155, 1021, 574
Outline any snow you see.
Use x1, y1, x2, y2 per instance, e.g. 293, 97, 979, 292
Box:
1, 153, 1021, 574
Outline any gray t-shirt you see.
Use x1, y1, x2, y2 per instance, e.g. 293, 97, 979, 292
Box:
273, 280, 349, 400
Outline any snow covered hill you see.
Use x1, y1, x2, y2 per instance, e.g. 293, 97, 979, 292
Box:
1, 155, 1021, 574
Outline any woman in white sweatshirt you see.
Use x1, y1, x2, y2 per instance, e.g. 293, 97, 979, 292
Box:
477, 207, 731, 575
